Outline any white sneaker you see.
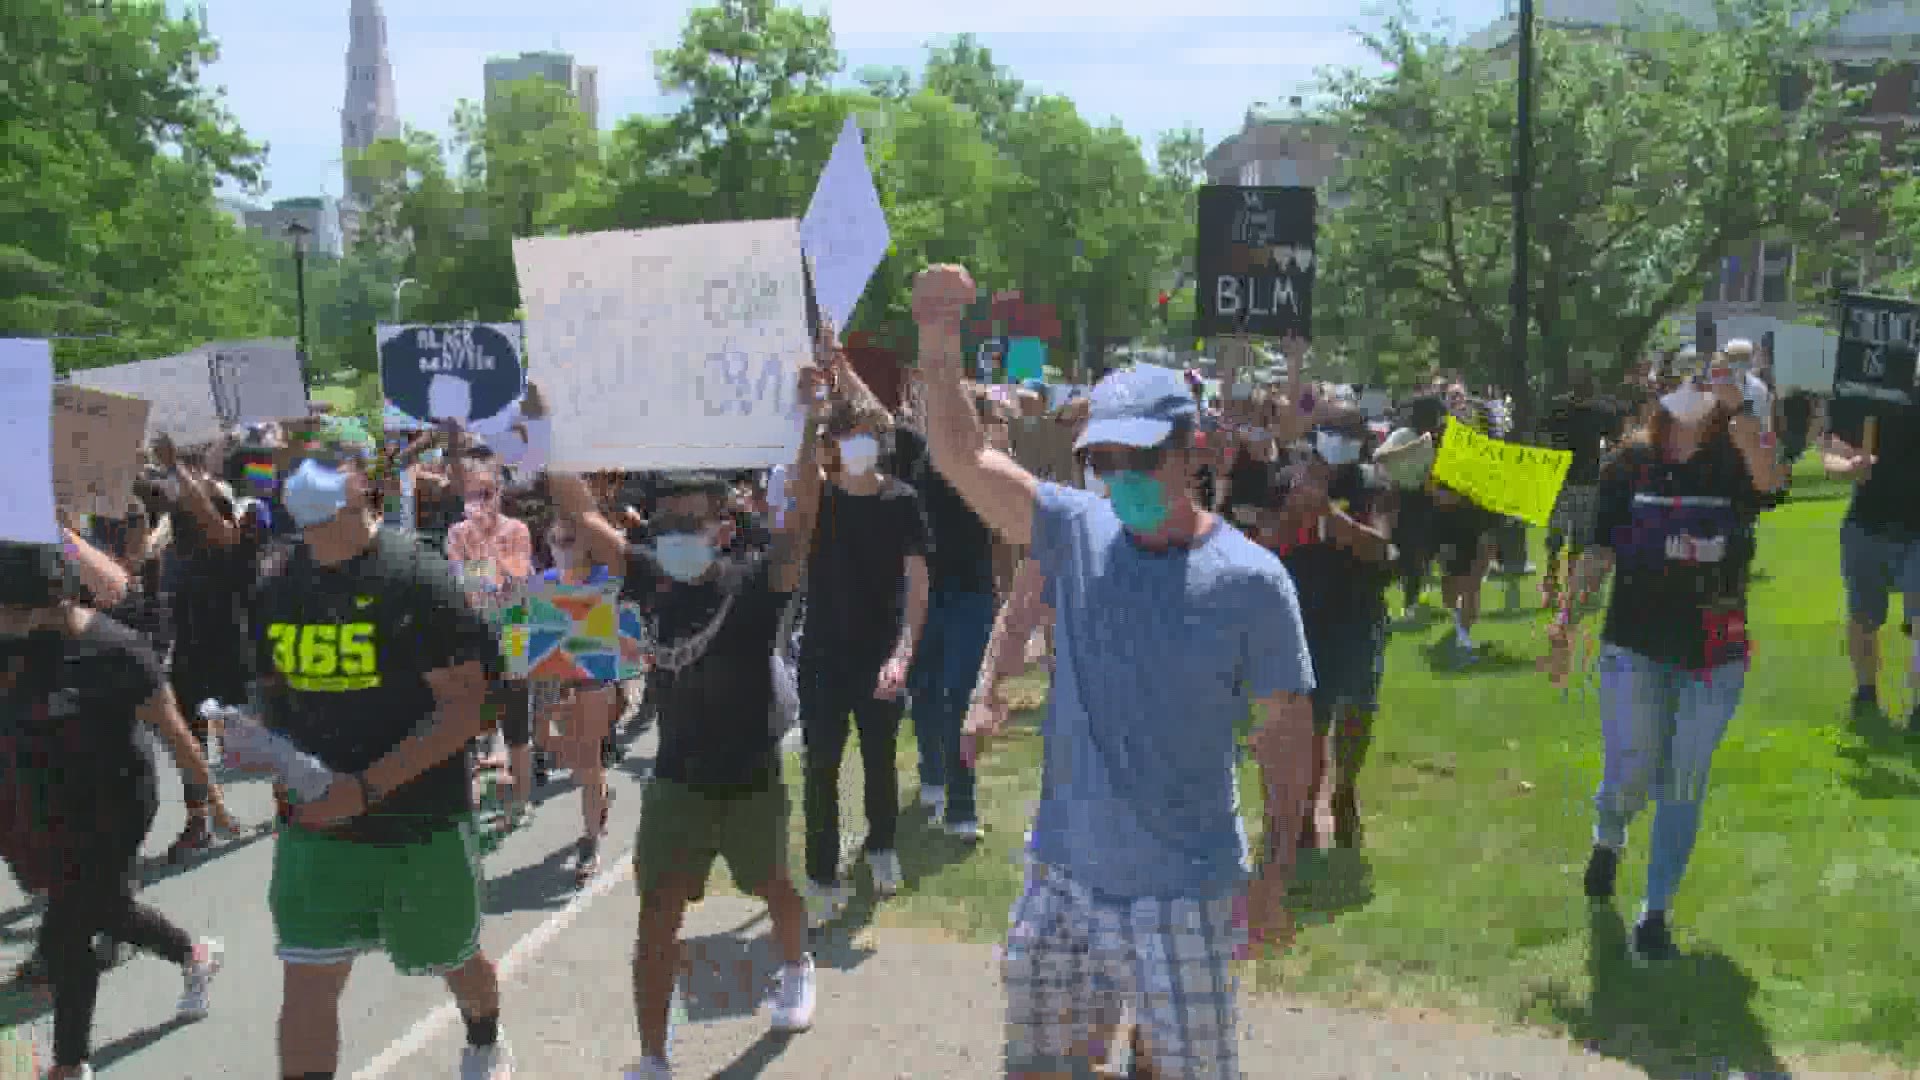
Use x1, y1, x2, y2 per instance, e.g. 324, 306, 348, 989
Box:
767, 955, 817, 1032
459, 1035, 514, 1079
945, 819, 982, 843
866, 849, 903, 896
176, 938, 222, 1021
803, 880, 849, 926
918, 784, 945, 814
625, 1057, 672, 1079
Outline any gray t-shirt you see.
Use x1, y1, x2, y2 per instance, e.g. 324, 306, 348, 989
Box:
1025, 482, 1315, 902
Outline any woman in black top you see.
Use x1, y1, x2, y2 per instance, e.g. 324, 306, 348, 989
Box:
0, 543, 228, 1079
1548, 363, 1783, 961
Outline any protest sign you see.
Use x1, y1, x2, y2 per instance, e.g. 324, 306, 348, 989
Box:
0, 340, 59, 544
205, 339, 307, 425
1829, 294, 1919, 444
51, 385, 149, 518
1194, 186, 1317, 338
497, 580, 623, 682
68, 349, 224, 446
512, 220, 810, 471
1431, 416, 1572, 528
800, 116, 890, 332
378, 324, 526, 432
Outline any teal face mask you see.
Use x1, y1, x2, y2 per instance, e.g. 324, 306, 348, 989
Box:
1102, 471, 1170, 534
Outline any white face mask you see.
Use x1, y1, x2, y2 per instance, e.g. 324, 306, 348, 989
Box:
1315, 431, 1363, 466
1084, 467, 1108, 497
1660, 384, 1716, 425
837, 434, 880, 476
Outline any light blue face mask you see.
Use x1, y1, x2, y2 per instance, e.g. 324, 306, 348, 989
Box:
652, 532, 718, 583
1102, 471, 1170, 534
283, 460, 353, 529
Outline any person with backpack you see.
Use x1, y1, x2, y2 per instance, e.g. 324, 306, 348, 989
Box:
0, 541, 226, 1080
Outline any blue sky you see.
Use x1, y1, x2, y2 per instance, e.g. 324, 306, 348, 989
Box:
182, 0, 1507, 205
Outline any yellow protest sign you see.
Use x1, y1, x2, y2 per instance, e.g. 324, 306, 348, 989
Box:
1430, 416, 1571, 527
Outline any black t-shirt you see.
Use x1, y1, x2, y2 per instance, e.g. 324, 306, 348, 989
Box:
170, 492, 262, 695
891, 427, 993, 595
1270, 461, 1394, 634
627, 551, 791, 790
802, 480, 929, 672
1829, 410, 1920, 539
1590, 438, 1761, 670
1223, 450, 1278, 529
0, 615, 163, 833
1406, 394, 1448, 438
249, 527, 497, 844
1545, 397, 1621, 486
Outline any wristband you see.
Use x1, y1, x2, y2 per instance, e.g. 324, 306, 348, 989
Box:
354, 772, 376, 808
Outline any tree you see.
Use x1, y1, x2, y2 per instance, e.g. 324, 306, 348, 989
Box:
1318, 0, 1878, 415
2, 0, 281, 369
922, 35, 1027, 148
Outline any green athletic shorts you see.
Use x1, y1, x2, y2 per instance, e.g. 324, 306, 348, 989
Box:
635, 773, 789, 901
269, 818, 483, 976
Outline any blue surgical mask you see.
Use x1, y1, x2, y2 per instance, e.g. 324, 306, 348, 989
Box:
653, 532, 718, 583
1314, 431, 1363, 466
283, 460, 353, 529
1102, 471, 1170, 534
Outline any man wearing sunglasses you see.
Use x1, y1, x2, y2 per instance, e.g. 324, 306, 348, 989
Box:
242, 418, 514, 1080
913, 264, 1315, 1080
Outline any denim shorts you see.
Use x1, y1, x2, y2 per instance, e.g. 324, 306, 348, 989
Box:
1839, 521, 1920, 629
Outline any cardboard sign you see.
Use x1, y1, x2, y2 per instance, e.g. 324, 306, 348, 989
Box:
1194, 186, 1317, 338
1830, 294, 1918, 428
1431, 416, 1572, 528
205, 339, 307, 426
378, 324, 526, 432
0, 339, 59, 544
68, 349, 223, 446
512, 220, 810, 471
51, 385, 149, 518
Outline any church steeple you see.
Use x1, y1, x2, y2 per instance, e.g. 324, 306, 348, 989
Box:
341, 0, 399, 216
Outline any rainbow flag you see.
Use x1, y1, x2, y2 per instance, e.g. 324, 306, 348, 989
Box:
244, 461, 277, 489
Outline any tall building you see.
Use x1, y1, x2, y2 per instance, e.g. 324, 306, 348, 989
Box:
341, 0, 401, 229
483, 50, 600, 130
1202, 98, 1351, 207
243, 198, 346, 259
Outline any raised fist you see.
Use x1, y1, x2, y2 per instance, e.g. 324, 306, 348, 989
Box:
912, 265, 976, 328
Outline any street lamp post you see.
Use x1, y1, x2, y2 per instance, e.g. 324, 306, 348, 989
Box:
286, 221, 312, 396
1507, 0, 1536, 433
393, 277, 418, 323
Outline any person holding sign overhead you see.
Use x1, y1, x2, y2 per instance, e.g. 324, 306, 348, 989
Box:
1547, 355, 1779, 963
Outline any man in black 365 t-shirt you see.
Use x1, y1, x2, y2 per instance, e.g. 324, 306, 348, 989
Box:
247, 419, 512, 1080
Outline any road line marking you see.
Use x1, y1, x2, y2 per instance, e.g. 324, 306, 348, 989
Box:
353, 850, 636, 1080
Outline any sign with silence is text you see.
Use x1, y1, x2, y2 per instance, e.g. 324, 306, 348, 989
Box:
512, 220, 810, 472
1431, 416, 1572, 528
378, 323, 525, 432
1194, 185, 1317, 338
1830, 294, 1919, 432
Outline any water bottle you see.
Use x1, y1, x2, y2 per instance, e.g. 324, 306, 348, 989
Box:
200, 700, 335, 804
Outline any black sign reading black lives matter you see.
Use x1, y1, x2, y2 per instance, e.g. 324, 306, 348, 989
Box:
378, 323, 525, 429
1194, 185, 1317, 338
1830, 294, 1920, 435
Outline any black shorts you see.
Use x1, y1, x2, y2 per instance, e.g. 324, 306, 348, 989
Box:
492, 680, 532, 748
1433, 504, 1495, 577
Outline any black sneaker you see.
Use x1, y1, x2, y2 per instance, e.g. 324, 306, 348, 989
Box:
165, 819, 212, 865
1583, 845, 1618, 900
572, 836, 601, 885
1854, 684, 1879, 709
1631, 910, 1674, 962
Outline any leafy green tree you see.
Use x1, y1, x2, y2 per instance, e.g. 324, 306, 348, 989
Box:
2, 0, 281, 369
1319, 0, 1877, 419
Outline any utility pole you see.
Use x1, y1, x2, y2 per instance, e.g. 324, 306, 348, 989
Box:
286, 221, 313, 397
1508, 0, 1536, 433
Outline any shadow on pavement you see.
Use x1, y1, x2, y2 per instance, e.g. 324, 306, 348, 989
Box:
679, 930, 782, 1025
483, 844, 581, 915
1543, 904, 1789, 1080
1838, 701, 1920, 801
88, 1013, 196, 1073
709, 1030, 799, 1078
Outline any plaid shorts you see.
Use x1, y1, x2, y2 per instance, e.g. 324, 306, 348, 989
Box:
1002, 861, 1243, 1078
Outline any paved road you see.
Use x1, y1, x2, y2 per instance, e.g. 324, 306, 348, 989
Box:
0, 717, 666, 1079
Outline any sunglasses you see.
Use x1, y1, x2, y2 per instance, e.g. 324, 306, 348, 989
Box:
1079, 445, 1170, 475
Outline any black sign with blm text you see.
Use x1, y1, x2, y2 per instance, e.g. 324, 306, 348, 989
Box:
1830, 293, 1920, 436
1194, 185, 1317, 339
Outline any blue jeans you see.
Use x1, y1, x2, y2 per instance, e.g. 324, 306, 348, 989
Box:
1594, 645, 1746, 914
909, 590, 998, 826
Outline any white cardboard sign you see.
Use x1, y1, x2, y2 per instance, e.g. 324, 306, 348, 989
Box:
800, 116, 891, 332
67, 349, 224, 446
0, 339, 59, 544
512, 220, 810, 471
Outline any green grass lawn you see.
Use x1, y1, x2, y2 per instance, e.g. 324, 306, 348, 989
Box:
738, 457, 1920, 1077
